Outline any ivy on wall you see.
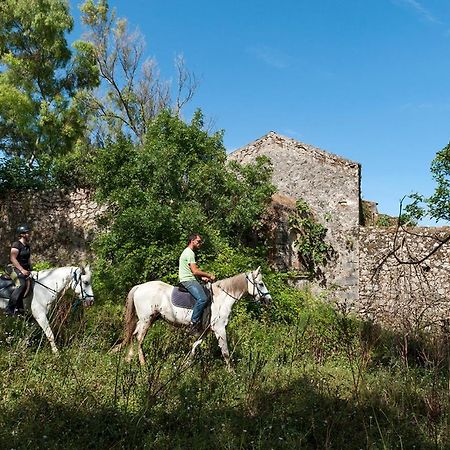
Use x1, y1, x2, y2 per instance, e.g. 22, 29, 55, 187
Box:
289, 198, 333, 279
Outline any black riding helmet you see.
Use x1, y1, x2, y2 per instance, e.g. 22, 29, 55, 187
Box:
16, 224, 31, 235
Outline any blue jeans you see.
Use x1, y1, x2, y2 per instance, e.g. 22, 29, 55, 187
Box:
181, 280, 208, 324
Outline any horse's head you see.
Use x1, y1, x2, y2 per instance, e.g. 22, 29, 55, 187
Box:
246, 267, 271, 305
72, 265, 95, 306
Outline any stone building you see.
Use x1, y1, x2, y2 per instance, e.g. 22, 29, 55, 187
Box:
230, 131, 450, 331
229, 131, 361, 303
1, 131, 450, 331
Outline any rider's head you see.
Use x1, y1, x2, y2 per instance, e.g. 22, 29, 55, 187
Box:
188, 233, 203, 247
16, 224, 31, 237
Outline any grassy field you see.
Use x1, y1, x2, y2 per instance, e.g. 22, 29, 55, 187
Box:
0, 298, 449, 449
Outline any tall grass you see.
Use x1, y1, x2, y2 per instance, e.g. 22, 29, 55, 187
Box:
0, 297, 449, 449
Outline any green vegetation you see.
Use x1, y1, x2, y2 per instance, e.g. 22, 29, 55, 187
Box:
0, 0, 197, 191
2, 2, 450, 448
0, 0, 99, 190
289, 199, 332, 277
92, 110, 275, 299
405, 141, 450, 224
1, 291, 449, 449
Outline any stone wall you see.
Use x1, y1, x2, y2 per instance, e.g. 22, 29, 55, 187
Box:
229, 131, 361, 301
0, 189, 104, 267
262, 193, 301, 272
358, 226, 450, 332
2, 132, 450, 333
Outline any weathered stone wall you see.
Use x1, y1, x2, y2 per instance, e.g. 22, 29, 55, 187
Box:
229, 132, 361, 301
359, 226, 450, 332
2, 132, 450, 333
0, 189, 104, 267
262, 193, 301, 272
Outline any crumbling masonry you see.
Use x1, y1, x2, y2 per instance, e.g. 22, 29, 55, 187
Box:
1, 132, 449, 331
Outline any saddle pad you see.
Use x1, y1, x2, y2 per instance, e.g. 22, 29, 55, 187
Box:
171, 287, 196, 309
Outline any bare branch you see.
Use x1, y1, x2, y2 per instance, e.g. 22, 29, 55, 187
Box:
174, 54, 198, 115
79, 2, 197, 143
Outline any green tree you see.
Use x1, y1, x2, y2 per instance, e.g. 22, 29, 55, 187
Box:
0, 0, 99, 189
79, 0, 197, 144
405, 142, 450, 223
93, 110, 275, 297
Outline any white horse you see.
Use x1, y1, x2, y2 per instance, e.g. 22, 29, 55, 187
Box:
0, 265, 94, 353
114, 267, 271, 369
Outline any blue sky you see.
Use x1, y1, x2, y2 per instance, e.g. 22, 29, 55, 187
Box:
71, 0, 450, 222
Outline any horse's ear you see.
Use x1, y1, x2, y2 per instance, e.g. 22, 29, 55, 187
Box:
255, 266, 261, 275
79, 262, 91, 275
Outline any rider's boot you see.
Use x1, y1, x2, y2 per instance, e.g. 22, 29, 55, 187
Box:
6, 289, 20, 316
188, 321, 202, 337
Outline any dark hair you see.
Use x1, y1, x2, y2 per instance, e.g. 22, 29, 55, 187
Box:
188, 233, 201, 244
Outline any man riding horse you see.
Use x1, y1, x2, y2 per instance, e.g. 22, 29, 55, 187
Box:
5, 224, 32, 315
178, 233, 215, 335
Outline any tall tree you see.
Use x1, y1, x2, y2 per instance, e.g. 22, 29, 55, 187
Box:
79, 0, 197, 144
93, 110, 275, 296
0, 0, 99, 173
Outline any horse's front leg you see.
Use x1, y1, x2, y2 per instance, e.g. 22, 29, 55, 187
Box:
212, 326, 232, 371
136, 315, 157, 366
31, 303, 58, 354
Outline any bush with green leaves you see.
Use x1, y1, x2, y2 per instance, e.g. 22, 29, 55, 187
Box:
289, 198, 332, 277
92, 110, 275, 299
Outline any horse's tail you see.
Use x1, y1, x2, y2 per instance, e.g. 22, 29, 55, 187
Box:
111, 285, 139, 353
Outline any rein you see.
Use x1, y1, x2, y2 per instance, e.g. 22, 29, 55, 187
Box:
216, 273, 269, 301
32, 269, 94, 304
32, 277, 59, 295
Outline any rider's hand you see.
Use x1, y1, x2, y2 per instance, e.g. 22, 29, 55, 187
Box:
21, 269, 30, 277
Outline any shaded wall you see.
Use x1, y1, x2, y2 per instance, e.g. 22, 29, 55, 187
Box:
0, 189, 103, 267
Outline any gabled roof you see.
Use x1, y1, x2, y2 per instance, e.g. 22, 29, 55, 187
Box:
229, 131, 360, 169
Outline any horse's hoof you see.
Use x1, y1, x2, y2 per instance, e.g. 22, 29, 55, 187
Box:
109, 343, 122, 354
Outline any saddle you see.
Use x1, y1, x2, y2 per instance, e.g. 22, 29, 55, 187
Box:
0, 275, 17, 300
0, 273, 33, 302
171, 283, 211, 310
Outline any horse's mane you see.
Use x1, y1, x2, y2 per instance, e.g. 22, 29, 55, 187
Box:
214, 272, 247, 293
34, 266, 78, 280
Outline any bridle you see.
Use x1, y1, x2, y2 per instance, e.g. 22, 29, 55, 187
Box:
72, 269, 95, 305
216, 272, 270, 302
32, 268, 94, 305
245, 272, 271, 301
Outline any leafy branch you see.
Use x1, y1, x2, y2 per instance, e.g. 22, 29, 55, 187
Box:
289, 199, 332, 278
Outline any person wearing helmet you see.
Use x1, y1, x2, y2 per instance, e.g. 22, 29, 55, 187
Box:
6, 224, 32, 315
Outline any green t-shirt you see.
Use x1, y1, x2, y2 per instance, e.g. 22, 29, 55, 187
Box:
179, 247, 196, 282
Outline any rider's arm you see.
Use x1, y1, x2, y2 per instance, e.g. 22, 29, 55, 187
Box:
189, 263, 215, 281
10, 248, 30, 276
